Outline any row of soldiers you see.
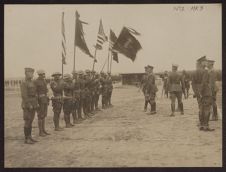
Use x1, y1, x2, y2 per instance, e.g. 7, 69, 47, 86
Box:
20, 68, 113, 144
141, 56, 218, 131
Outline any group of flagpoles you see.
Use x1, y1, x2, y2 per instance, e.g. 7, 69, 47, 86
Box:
62, 10, 114, 75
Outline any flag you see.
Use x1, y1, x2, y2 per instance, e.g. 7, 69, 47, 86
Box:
75, 11, 93, 58
112, 27, 142, 62
95, 19, 108, 50
109, 29, 119, 63
61, 12, 66, 64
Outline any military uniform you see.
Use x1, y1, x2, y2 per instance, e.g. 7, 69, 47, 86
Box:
200, 68, 214, 131
77, 71, 86, 119
100, 72, 108, 109
182, 71, 190, 99
20, 68, 39, 144
84, 72, 92, 117
63, 74, 74, 128
35, 70, 50, 136
72, 71, 81, 123
208, 60, 218, 121
50, 72, 64, 131
168, 64, 185, 116
106, 73, 113, 107
94, 74, 101, 111
192, 67, 205, 125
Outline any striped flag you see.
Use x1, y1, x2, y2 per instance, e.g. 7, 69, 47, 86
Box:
95, 19, 108, 50
109, 29, 119, 63
61, 12, 66, 64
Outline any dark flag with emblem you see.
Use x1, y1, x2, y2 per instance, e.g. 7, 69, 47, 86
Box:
75, 11, 93, 58
95, 19, 108, 50
109, 29, 119, 63
112, 27, 142, 62
61, 12, 66, 64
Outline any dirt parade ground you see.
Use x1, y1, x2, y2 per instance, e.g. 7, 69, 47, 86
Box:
4, 82, 222, 167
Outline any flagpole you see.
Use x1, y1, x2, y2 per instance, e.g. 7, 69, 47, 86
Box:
73, 11, 77, 72
92, 48, 97, 71
110, 52, 113, 74
100, 56, 108, 72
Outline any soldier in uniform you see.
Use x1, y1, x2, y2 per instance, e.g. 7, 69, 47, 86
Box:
143, 65, 158, 114
162, 71, 169, 98
106, 72, 113, 107
100, 72, 108, 109
94, 73, 101, 111
20, 68, 39, 144
35, 70, 50, 137
63, 74, 74, 128
207, 59, 218, 121
199, 59, 215, 131
168, 64, 185, 116
141, 66, 149, 112
84, 71, 92, 118
182, 70, 190, 99
192, 56, 207, 127
77, 71, 86, 120
90, 70, 96, 114
72, 70, 81, 124
50, 72, 64, 131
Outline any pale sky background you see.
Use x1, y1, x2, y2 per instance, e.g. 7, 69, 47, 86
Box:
5, 4, 222, 78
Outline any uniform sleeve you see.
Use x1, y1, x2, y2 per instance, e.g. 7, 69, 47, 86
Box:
180, 75, 185, 91
200, 70, 209, 96
20, 82, 28, 102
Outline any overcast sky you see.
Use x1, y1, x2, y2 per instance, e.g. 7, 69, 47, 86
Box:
5, 4, 222, 78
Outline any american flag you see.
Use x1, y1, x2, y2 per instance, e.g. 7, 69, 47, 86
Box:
95, 19, 108, 50
109, 29, 119, 63
61, 12, 66, 64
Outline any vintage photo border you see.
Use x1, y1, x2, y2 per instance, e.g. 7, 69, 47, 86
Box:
0, 0, 225, 171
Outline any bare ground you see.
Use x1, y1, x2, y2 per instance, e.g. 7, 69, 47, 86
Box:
4, 82, 222, 167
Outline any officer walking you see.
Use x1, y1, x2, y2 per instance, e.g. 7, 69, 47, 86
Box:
20, 68, 39, 144
168, 64, 185, 116
192, 56, 207, 128
50, 72, 64, 131
207, 59, 219, 121
63, 74, 74, 128
35, 70, 50, 137
143, 65, 158, 114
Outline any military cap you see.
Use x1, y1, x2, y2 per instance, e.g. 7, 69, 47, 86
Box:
85, 69, 91, 73
64, 73, 72, 79
172, 64, 179, 68
78, 70, 83, 75
71, 70, 77, 74
37, 69, 45, 75
51, 72, 62, 77
25, 67, 34, 73
197, 56, 207, 63
146, 65, 154, 69
207, 59, 215, 64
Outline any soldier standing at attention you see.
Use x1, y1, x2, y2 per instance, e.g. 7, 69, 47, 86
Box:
199, 59, 215, 131
100, 72, 108, 109
20, 68, 39, 144
107, 72, 113, 107
182, 70, 190, 99
94, 73, 101, 111
141, 66, 148, 112
84, 71, 92, 118
72, 70, 81, 124
90, 70, 96, 114
35, 70, 50, 137
50, 72, 64, 131
207, 59, 219, 121
168, 64, 185, 116
144, 65, 158, 114
77, 71, 86, 120
192, 56, 207, 127
63, 74, 74, 128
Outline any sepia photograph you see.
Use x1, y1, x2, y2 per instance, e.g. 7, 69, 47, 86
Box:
4, 4, 222, 167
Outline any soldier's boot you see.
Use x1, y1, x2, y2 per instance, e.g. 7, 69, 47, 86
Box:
28, 127, 38, 143
170, 104, 175, 117
212, 106, 218, 121
38, 119, 46, 137
143, 101, 148, 112
24, 127, 34, 144
150, 102, 157, 114
176, 102, 180, 112
65, 115, 72, 128
72, 112, 77, 124
180, 103, 184, 115
69, 115, 74, 126
54, 117, 63, 131
42, 118, 50, 135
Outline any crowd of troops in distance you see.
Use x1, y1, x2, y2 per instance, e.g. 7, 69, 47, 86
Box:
20, 69, 113, 144
141, 56, 219, 132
